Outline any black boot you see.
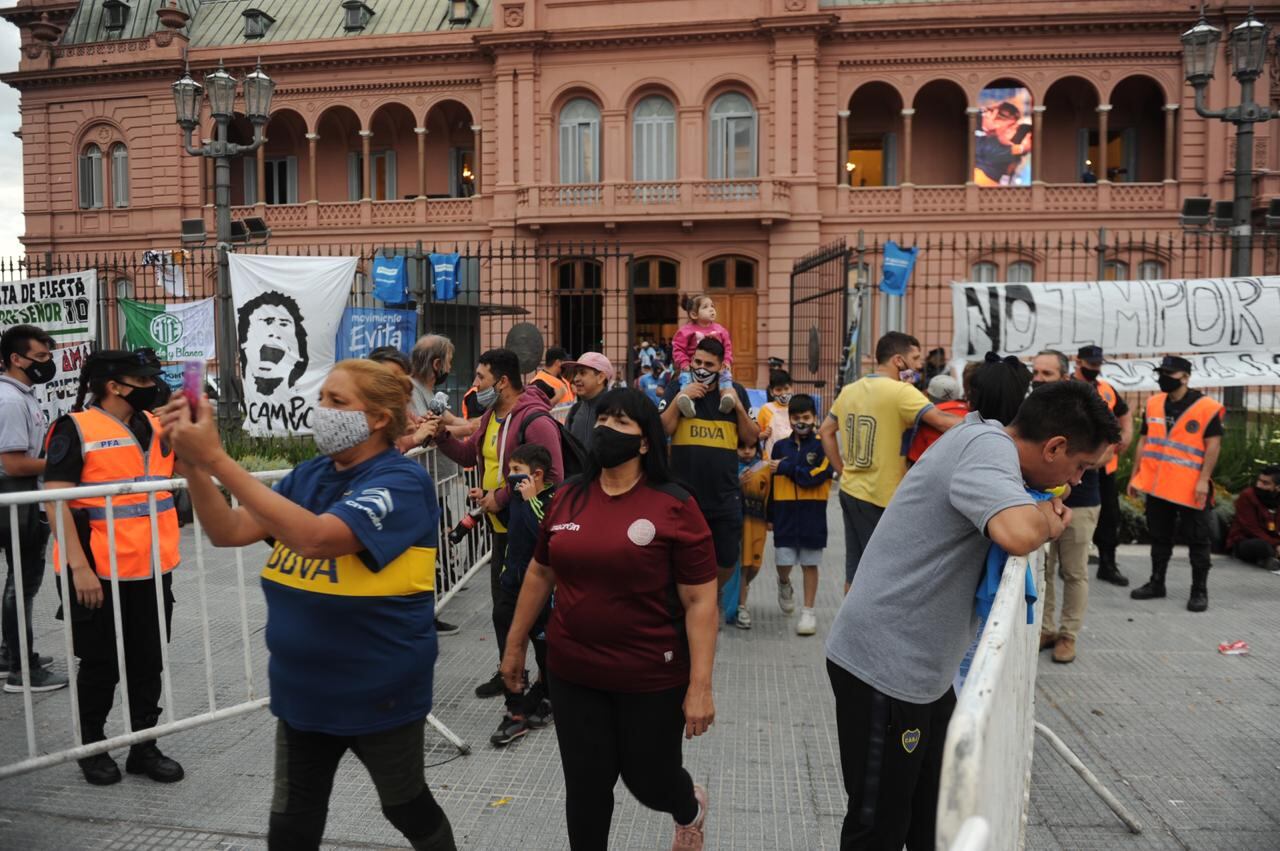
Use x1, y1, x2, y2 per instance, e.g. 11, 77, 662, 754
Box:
125, 741, 185, 783
1187, 587, 1209, 612
410, 817, 458, 851
78, 752, 121, 786
1130, 577, 1166, 600
1095, 550, 1129, 587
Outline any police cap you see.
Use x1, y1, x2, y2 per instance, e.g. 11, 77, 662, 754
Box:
1076, 345, 1104, 365
84, 348, 163, 382
1155, 355, 1193, 375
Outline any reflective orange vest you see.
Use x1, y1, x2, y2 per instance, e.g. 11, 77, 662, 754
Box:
1095, 379, 1121, 475
1129, 393, 1224, 509
533, 368, 575, 406
49, 408, 180, 579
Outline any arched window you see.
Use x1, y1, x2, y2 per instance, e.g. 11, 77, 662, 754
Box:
110, 143, 129, 208
633, 96, 677, 183
559, 98, 601, 184
1006, 261, 1035, 283
708, 92, 757, 180
1103, 260, 1129, 281
78, 144, 104, 209
1137, 260, 1164, 280
970, 261, 998, 283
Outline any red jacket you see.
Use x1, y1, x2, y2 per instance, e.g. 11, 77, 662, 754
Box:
1227, 487, 1280, 551
436, 386, 565, 513
907, 400, 970, 463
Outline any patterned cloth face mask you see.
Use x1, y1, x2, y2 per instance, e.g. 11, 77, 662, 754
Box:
312, 406, 371, 456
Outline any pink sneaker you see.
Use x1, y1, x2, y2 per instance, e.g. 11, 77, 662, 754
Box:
671, 784, 708, 851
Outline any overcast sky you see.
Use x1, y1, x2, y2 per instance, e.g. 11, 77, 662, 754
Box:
1, 4, 24, 258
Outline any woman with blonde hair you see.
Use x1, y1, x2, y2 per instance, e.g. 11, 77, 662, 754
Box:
160, 360, 456, 851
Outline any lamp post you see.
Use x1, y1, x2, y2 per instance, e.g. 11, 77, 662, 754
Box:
1181, 7, 1277, 279
172, 61, 275, 425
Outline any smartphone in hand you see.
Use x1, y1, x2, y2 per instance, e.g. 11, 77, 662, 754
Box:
182, 360, 206, 417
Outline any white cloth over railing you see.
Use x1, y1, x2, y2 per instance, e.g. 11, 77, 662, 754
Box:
0, 445, 487, 780
937, 549, 1045, 851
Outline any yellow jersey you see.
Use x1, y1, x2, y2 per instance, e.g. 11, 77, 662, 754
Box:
482, 413, 507, 533
828, 375, 931, 508
740, 460, 772, 570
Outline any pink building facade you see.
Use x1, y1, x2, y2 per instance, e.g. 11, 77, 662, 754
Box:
4, 0, 1278, 385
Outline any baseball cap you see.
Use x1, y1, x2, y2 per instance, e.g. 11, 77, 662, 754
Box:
1156, 355, 1193, 374
562, 352, 615, 382
1077, 345, 1105, 365
926, 374, 961, 403
85, 348, 163, 381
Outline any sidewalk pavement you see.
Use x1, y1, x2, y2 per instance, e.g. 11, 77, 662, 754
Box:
0, 508, 1276, 849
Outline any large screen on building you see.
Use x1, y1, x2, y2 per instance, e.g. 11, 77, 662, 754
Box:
973, 87, 1033, 186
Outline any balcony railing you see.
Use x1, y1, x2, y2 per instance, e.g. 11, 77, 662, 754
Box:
516, 179, 792, 220
842, 182, 1179, 217
227, 197, 480, 231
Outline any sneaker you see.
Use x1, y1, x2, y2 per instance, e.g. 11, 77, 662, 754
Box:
1052, 635, 1076, 664
718, 392, 736, 414
777, 580, 796, 615
676, 395, 696, 418
672, 784, 709, 851
434, 618, 460, 636
526, 698, 553, 729
1130, 580, 1166, 600
1187, 588, 1208, 613
4, 666, 68, 693
78, 752, 121, 786
475, 671, 505, 699
490, 713, 529, 747
0, 653, 53, 675
796, 608, 817, 636
124, 742, 184, 783
734, 606, 752, 629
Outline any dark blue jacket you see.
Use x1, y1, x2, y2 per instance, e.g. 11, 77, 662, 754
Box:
769, 434, 835, 550
501, 484, 556, 593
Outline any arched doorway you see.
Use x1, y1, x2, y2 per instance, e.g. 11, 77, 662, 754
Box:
1042, 77, 1100, 183
556, 258, 604, 358
315, 105, 362, 202
364, 103, 417, 201
424, 100, 477, 198
1108, 76, 1166, 182
845, 82, 904, 187
631, 257, 680, 357
259, 108, 308, 204
704, 255, 758, 385
911, 81, 968, 185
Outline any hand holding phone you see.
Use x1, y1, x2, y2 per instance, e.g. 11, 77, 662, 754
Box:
182, 360, 206, 418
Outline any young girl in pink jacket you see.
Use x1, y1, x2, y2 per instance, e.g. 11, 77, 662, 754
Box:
672, 294, 737, 414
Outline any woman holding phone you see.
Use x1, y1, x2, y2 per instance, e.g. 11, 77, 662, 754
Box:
160, 359, 456, 851
501, 387, 720, 851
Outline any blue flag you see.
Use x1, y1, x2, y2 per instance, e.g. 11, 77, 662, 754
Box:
430, 252, 461, 301
879, 241, 918, 297
335, 307, 417, 360
371, 256, 408, 304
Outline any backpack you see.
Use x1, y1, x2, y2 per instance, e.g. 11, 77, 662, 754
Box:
517, 409, 589, 480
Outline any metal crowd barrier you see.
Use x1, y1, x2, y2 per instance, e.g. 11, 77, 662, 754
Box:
936, 550, 1045, 850
0, 444, 486, 780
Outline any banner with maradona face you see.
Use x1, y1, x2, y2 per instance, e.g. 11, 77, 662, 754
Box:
229, 254, 355, 436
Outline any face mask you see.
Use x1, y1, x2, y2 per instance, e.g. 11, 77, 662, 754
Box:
312, 406, 371, 456
121, 382, 160, 412
1156, 374, 1183, 394
775, 393, 792, 405
20, 358, 56, 385
899, 369, 920, 384
1258, 489, 1278, 508
591, 425, 644, 469
475, 385, 498, 410
1079, 366, 1101, 382
791, 422, 815, 436
507, 473, 530, 492
691, 367, 717, 386
1031, 380, 1047, 390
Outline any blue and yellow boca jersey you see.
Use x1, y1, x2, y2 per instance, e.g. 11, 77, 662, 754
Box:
669, 383, 751, 516
262, 449, 441, 737
769, 435, 835, 551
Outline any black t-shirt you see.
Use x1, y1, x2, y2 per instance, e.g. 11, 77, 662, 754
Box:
1139, 389, 1223, 438
667, 382, 751, 518
44, 408, 157, 484
1065, 468, 1101, 508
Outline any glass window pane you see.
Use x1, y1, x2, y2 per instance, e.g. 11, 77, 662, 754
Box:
632, 260, 651, 289
711, 92, 752, 117
734, 259, 755, 289
1006, 261, 1034, 283
658, 260, 678, 289
970, 262, 998, 283
708, 260, 727, 289
1103, 261, 1129, 281
582, 261, 602, 290
558, 263, 575, 289
1138, 260, 1164, 280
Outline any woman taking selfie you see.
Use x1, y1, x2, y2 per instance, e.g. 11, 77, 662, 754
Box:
500, 388, 720, 851
160, 360, 455, 851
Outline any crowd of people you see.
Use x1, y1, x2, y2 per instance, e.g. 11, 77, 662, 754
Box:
0, 286, 1271, 849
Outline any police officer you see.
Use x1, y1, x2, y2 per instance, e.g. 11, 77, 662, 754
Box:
44, 349, 184, 785
1074, 346, 1132, 587
1127, 356, 1223, 612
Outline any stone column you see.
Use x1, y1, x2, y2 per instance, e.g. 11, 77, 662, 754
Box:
900, 108, 915, 185
837, 109, 850, 186
359, 129, 373, 200
415, 127, 427, 198
1031, 105, 1045, 183
496, 70, 515, 186
966, 107, 980, 184
774, 57, 793, 177
796, 53, 817, 176
1096, 104, 1111, 182
470, 124, 482, 195
1163, 103, 1179, 182
305, 133, 318, 202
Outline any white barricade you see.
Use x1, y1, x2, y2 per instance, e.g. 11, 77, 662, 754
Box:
0, 445, 485, 780
936, 549, 1045, 851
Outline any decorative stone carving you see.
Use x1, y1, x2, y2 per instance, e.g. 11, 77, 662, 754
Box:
785, 0, 807, 11
156, 1, 190, 32
29, 13, 61, 44
503, 4, 525, 28
153, 30, 175, 47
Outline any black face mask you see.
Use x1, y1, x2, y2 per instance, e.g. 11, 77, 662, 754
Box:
592, 425, 644, 469
434, 362, 450, 386
121, 382, 161, 412
1156, 374, 1183, 394
1079, 366, 1101, 382
1258, 489, 1278, 508
20, 358, 56, 385
1030, 380, 1047, 390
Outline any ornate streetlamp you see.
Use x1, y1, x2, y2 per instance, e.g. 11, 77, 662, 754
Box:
172, 60, 275, 422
